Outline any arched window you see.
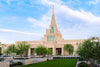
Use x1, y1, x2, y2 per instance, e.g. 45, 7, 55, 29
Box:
51, 27, 54, 33
50, 36, 52, 41
54, 36, 55, 41
47, 36, 49, 41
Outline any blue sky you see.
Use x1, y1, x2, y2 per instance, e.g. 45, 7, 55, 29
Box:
0, 0, 100, 43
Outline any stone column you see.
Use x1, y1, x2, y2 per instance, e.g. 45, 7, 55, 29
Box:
53, 48, 56, 56
62, 48, 64, 56
34, 53, 37, 57
28, 48, 31, 58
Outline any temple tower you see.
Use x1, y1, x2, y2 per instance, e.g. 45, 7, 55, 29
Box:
41, 5, 63, 43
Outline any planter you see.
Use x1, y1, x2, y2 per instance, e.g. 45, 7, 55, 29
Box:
24, 59, 32, 65
0, 61, 9, 67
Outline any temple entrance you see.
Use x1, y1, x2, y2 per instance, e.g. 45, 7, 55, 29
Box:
24, 50, 28, 57
56, 48, 62, 55
31, 48, 34, 57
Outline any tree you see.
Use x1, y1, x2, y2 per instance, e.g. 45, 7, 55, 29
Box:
4, 48, 11, 55
47, 48, 52, 55
91, 37, 100, 60
0, 43, 6, 54
64, 44, 74, 55
16, 41, 30, 57
34, 45, 48, 57
77, 39, 94, 59
8, 44, 16, 53
0, 47, 1, 54
4, 44, 16, 55
77, 37, 100, 66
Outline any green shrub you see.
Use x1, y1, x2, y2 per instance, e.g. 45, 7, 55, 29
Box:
78, 57, 84, 61
10, 62, 23, 67
0, 58, 4, 61
14, 57, 28, 60
98, 59, 100, 64
17, 62, 23, 65
78, 62, 89, 67
10, 63, 17, 67
89, 64, 98, 67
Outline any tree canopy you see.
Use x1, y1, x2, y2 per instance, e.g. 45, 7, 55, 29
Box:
16, 41, 30, 57
47, 48, 52, 55
4, 41, 30, 57
64, 44, 74, 55
34, 45, 48, 57
77, 37, 100, 60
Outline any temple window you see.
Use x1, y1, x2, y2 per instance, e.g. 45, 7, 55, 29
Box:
50, 36, 52, 41
47, 36, 49, 41
51, 27, 54, 33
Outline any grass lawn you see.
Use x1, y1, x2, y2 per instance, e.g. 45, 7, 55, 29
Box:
19, 59, 77, 67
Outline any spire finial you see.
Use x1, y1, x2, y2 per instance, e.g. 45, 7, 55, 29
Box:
51, 4, 56, 25
52, 5, 54, 10
52, 5, 54, 14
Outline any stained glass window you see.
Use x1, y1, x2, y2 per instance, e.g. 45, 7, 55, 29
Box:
50, 36, 52, 41
47, 36, 49, 41
51, 27, 54, 33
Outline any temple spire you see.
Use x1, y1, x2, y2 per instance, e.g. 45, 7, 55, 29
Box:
51, 5, 56, 25
52, 5, 54, 15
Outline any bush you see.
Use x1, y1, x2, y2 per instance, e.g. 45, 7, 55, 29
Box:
10, 63, 17, 67
10, 62, 23, 67
17, 62, 23, 65
79, 57, 84, 61
98, 59, 100, 64
0, 58, 4, 61
14, 57, 28, 60
78, 62, 89, 67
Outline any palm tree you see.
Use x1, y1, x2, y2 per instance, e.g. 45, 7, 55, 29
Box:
0, 47, 1, 54
16, 41, 30, 57
4, 48, 11, 55
34, 45, 48, 57
4, 44, 16, 56
47, 48, 52, 55
8, 44, 16, 53
64, 44, 74, 55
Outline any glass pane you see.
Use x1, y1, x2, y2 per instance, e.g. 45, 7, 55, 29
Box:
47, 36, 49, 41
50, 36, 52, 41
51, 27, 54, 33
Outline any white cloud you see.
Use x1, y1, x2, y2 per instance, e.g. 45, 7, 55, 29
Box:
0, 29, 42, 43
56, 5, 100, 24
27, 0, 100, 40
27, 0, 100, 29
0, 0, 100, 43
27, 15, 51, 28
6, 0, 10, 5
89, 0, 100, 5
41, 0, 63, 6
0, 29, 41, 36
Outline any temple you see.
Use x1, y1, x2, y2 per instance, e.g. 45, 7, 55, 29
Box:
15, 5, 84, 56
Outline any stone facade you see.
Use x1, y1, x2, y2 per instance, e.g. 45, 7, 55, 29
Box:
16, 6, 84, 56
